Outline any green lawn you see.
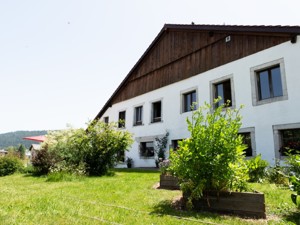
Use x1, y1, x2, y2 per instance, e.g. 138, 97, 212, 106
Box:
0, 169, 299, 225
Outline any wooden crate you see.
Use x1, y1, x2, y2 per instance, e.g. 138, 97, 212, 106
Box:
159, 174, 180, 190
183, 191, 266, 219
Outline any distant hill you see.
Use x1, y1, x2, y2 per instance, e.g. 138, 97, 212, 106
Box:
0, 130, 48, 149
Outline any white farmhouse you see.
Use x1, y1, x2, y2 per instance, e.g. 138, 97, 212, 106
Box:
94, 24, 300, 167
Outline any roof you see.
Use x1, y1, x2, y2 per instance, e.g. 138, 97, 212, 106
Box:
95, 24, 300, 120
23, 135, 46, 142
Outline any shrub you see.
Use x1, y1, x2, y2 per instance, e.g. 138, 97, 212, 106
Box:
246, 154, 269, 182
170, 100, 248, 207
84, 121, 133, 176
285, 153, 300, 208
0, 156, 24, 176
267, 160, 289, 186
31, 148, 60, 175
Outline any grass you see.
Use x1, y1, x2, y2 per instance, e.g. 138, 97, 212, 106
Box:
0, 169, 299, 225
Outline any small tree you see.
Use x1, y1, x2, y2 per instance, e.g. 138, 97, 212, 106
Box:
18, 144, 26, 160
170, 100, 248, 206
84, 121, 133, 176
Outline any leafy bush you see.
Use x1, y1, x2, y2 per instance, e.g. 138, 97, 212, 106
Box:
170, 101, 248, 206
38, 121, 133, 176
267, 160, 289, 186
0, 156, 24, 176
31, 148, 60, 175
285, 154, 300, 208
84, 121, 133, 176
246, 154, 269, 182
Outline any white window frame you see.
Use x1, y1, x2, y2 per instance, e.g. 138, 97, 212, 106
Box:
250, 58, 288, 106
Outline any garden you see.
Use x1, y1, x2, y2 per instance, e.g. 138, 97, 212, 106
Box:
0, 101, 299, 224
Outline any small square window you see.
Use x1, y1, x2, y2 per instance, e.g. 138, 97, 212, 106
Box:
118, 111, 126, 128
134, 106, 143, 126
171, 139, 182, 151
280, 128, 300, 156
152, 101, 162, 123
183, 90, 197, 112
257, 66, 283, 100
104, 117, 109, 124
214, 79, 232, 107
251, 59, 288, 106
139, 141, 154, 158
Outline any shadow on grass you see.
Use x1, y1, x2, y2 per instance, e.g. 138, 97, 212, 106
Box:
149, 199, 221, 221
282, 211, 300, 224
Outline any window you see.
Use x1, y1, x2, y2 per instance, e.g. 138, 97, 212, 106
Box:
139, 141, 154, 158
257, 66, 283, 100
273, 123, 300, 158
171, 139, 182, 151
210, 75, 235, 108
152, 101, 162, 123
116, 150, 125, 163
280, 129, 300, 156
118, 111, 126, 128
214, 79, 232, 107
183, 90, 197, 112
239, 132, 253, 157
104, 117, 109, 124
134, 106, 143, 126
251, 59, 288, 106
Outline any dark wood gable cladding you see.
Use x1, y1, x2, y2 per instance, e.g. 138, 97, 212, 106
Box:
95, 24, 300, 120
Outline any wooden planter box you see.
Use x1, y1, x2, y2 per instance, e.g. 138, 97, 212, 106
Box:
183, 191, 266, 219
159, 174, 180, 190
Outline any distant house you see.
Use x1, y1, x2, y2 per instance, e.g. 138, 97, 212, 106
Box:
0, 149, 8, 157
94, 24, 300, 167
23, 136, 46, 160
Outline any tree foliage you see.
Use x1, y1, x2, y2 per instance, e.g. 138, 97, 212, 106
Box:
0, 155, 24, 176
170, 101, 248, 205
32, 121, 133, 176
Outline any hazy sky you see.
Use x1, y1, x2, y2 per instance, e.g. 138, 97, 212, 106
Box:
0, 0, 299, 133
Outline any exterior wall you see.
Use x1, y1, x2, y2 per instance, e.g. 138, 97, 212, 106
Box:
102, 37, 300, 167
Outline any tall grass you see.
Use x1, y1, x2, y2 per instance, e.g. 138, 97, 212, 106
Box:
0, 169, 299, 224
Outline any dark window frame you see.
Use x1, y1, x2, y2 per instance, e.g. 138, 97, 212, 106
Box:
239, 132, 253, 157
257, 65, 283, 101
151, 101, 162, 123
104, 117, 109, 124
134, 106, 143, 126
182, 90, 197, 113
280, 128, 300, 156
214, 79, 232, 108
118, 111, 126, 128
139, 141, 155, 158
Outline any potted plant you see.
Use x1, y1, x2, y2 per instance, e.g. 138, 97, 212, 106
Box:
170, 99, 266, 218
126, 157, 133, 168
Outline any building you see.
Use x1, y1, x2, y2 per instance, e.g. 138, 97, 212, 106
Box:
94, 24, 300, 167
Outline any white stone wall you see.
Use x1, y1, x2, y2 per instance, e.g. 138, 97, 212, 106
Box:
102, 37, 300, 167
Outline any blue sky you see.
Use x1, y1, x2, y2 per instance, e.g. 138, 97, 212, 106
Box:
0, 0, 299, 133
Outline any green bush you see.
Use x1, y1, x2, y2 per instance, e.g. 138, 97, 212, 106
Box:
267, 160, 289, 186
0, 156, 24, 176
285, 154, 300, 208
31, 148, 60, 175
39, 121, 133, 176
246, 154, 269, 182
170, 100, 248, 207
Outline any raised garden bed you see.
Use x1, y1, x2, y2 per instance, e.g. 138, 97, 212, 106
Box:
159, 174, 180, 190
183, 191, 266, 219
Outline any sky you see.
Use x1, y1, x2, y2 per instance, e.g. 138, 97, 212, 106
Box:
0, 0, 299, 134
